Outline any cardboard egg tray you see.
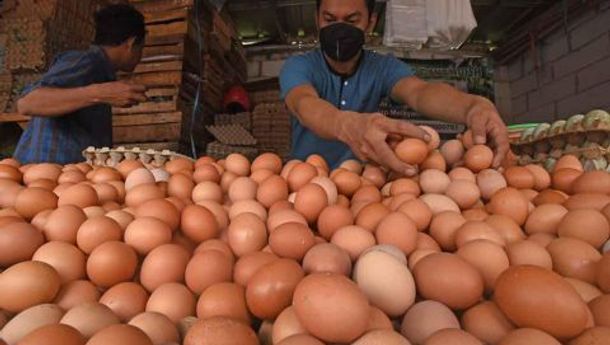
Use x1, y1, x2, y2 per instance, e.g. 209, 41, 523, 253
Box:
206, 124, 258, 146
82, 146, 194, 168
214, 112, 252, 130
206, 141, 259, 161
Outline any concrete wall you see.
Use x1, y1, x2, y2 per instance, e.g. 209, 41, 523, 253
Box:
499, 2, 610, 124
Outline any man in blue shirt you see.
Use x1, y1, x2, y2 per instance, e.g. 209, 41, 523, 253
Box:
13, 4, 148, 164
280, 0, 510, 175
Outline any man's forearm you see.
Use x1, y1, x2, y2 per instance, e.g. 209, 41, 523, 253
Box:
17, 86, 99, 117
396, 79, 494, 124
290, 92, 353, 141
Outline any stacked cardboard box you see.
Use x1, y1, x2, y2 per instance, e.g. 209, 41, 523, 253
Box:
252, 102, 291, 159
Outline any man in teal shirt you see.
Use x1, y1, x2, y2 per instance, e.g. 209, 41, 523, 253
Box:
280, 0, 509, 175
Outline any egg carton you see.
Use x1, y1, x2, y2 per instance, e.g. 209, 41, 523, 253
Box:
82, 146, 194, 168
511, 109, 610, 155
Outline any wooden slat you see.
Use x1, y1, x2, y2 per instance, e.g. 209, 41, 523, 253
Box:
147, 21, 188, 37
143, 43, 184, 58
144, 8, 188, 24
113, 100, 177, 115
146, 87, 179, 98
134, 60, 183, 74
129, 71, 183, 87
132, 0, 193, 13
113, 112, 182, 126
0, 113, 30, 123
146, 34, 185, 46
113, 123, 181, 143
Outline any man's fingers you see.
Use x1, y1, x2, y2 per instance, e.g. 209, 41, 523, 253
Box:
129, 93, 148, 103
469, 113, 489, 145
372, 115, 429, 142
490, 124, 510, 167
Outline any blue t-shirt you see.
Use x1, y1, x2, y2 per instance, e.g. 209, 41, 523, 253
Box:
279, 49, 414, 168
14, 45, 116, 164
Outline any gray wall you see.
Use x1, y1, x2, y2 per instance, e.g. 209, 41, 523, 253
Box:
496, 2, 610, 124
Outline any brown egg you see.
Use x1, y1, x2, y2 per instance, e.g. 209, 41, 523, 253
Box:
125, 217, 172, 255
375, 212, 418, 255
421, 151, 447, 172
58, 170, 86, 185
352, 185, 382, 205
146, 283, 195, 323
354, 250, 415, 317
0, 303, 64, 344
419, 194, 461, 216
227, 212, 267, 257
547, 238, 601, 284
520, 189, 538, 202
294, 184, 328, 224
256, 175, 288, 208
233, 251, 278, 286
196, 200, 228, 231
76, 216, 122, 254
194, 240, 235, 262
0, 261, 60, 313
533, 189, 567, 206
100, 282, 149, 322
464, 145, 493, 172
129, 312, 180, 345
14, 187, 58, 220
598, 253, 610, 293
86, 241, 137, 288
124, 184, 165, 208
445, 180, 481, 209
495, 265, 589, 339
140, 244, 191, 292
462, 301, 514, 344
397, 199, 432, 231
419, 169, 451, 194
462, 208, 489, 222
332, 169, 362, 197
564, 278, 603, 302
302, 243, 352, 277
400, 300, 459, 344
269, 222, 315, 261
246, 259, 304, 320
424, 329, 482, 344
569, 327, 610, 345
86, 324, 152, 345
524, 204, 568, 235
524, 164, 552, 191
0, 222, 44, 267
395, 138, 429, 165
557, 209, 609, 248
267, 209, 307, 232
317, 205, 354, 240
106, 180, 126, 202
439, 140, 464, 166
30, 209, 51, 230
413, 253, 484, 310
391, 178, 421, 196
185, 249, 233, 294
103, 210, 133, 231
554, 154, 583, 172
483, 216, 524, 245
228, 177, 257, 202
457, 240, 510, 291
449, 167, 476, 182
135, 198, 180, 232
167, 173, 194, 200
33, 241, 86, 283
361, 165, 387, 188
166, 157, 194, 174
429, 211, 466, 251
54, 280, 100, 311
184, 317, 258, 345
487, 187, 529, 225
331, 225, 376, 261
498, 328, 561, 345
229, 200, 268, 221
506, 240, 553, 269
116, 159, 145, 179
287, 163, 317, 192
476, 169, 507, 200
0, 164, 22, 183
224, 153, 250, 176
16, 324, 85, 345
572, 171, 610, 194
90, 167, 122, 184
529, 232, 558, 247
589, 294, 610, 327
552, 168, 582, 193
564, 193, 610, 211
192, 164, 221, 184
59, 302, 120, 338
92, 183, 119, 204
22, 164, 61, 184
180, 204, 219, 243
355, 202, 390, 232
310, 176, 338, 205
293, 273, 369, 343
504, 166, 536, 190
454, 221, 505, 248
196, 282, 249, 323
191, 181, 222, 204
252, 153, 283, 174
271, 306, 307, 344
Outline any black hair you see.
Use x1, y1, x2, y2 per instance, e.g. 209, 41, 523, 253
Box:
316, 0, 375, 16
94, 4, 146, 46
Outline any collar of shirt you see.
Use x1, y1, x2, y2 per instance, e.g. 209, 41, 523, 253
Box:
90, 45, 117, 81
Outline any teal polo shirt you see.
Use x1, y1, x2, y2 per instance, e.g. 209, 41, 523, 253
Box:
279, 49, 414, 168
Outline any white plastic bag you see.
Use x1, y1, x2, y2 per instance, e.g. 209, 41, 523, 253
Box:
426, 0, 478, 49
384, 0, 428, 49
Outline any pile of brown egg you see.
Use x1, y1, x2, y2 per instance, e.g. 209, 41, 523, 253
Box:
0, 127, 609, 345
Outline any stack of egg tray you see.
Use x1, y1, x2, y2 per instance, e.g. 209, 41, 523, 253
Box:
82, 146, 194, 168
206, 141, 258, 161
252, 102, 291, 159
510, 109, 610, 172
214, 112, 252, 130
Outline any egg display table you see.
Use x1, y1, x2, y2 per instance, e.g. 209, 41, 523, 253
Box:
0, 125, 609, 345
